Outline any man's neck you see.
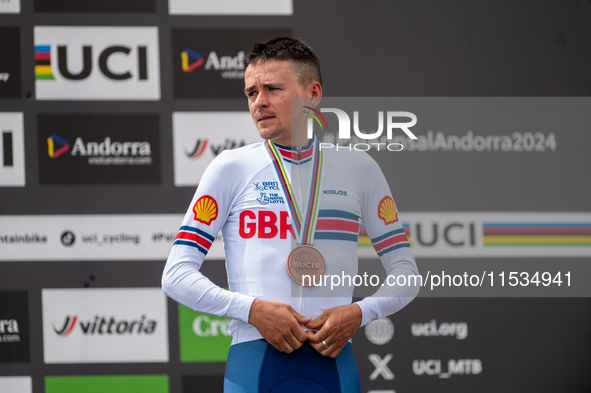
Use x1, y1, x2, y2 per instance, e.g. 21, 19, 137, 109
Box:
271, 132, 310, 148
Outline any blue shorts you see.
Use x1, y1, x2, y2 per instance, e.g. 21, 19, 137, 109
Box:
224, 339, 361, 393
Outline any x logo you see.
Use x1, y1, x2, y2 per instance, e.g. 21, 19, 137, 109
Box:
368, 354, 395, 380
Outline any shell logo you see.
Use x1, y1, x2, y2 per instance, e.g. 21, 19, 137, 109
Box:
378, 196, 398, 225
193, 195, 218, 226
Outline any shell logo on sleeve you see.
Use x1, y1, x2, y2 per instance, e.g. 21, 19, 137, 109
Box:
193, 195, 218, 225
378, 196, 398, 225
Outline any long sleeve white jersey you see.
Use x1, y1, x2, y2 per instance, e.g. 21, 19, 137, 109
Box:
162, 139, 419, 345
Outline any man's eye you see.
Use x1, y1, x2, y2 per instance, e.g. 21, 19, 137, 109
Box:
248, 91, 257, 97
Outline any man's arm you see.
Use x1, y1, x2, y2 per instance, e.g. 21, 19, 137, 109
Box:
162, 149, 312, 352
161, 151, 256, 323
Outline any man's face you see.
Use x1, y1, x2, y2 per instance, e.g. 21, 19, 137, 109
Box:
244, 59, 311, 146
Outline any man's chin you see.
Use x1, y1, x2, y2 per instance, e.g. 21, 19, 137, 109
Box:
258, 129, 281, 141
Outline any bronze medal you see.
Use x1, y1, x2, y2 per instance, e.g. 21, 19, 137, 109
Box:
286, 245, 326, 286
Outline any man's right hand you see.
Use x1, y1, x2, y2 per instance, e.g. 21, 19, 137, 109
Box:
248, 299, 311, 353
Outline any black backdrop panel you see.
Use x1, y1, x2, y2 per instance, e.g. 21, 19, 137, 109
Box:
34, 0, 156, 13
0, 27, 21, 98
0, 0, 590, 392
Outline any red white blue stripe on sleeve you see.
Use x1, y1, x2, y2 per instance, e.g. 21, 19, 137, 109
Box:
314, 209, 360, 242
174, 226, 215, 256
371, 228, 410, 257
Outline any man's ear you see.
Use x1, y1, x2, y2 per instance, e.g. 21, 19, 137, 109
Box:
309, 81, 322, 108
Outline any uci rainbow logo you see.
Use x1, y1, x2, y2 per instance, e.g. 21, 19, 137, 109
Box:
35, 45, 55, 81
181, 49, 204, 72
47, 134, 70, 159
302, 106, 328, 130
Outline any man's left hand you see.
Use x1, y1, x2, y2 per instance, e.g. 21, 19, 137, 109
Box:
305, 304, 362, 358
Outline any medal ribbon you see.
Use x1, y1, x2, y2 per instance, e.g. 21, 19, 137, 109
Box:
264, 138, 323, 245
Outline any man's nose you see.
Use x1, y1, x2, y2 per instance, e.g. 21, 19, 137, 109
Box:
253, 90, 269, 109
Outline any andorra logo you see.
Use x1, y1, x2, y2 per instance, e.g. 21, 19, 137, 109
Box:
193, 195, 218, 226
378, 196, 398, 225
181, 49, 204, 72
47, 134, 70, 159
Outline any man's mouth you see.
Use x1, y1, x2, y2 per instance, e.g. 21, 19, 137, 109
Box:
257, 115, 276, 123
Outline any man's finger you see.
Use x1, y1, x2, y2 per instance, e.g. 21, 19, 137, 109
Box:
276, 338, 295, 354
289, 307, 312, 325
284, 330, 305, 352
289, 321, 308, 342
287, 307, 312, 342
326, 343, 345, 358
306, 326, 330, 344
305, 310, 329, 329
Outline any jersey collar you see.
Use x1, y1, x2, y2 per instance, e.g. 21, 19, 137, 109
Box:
273, 136, 315, 165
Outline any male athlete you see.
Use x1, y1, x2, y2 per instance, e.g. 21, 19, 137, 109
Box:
162, 36, 419, 392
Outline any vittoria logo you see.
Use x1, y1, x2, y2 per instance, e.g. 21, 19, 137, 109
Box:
185, 138, 246, 160
378, 196, 398, 225
186, 138, 207, 159
53, 315, 76, 336
173, 112, 260, 186
53, 314, 156, 337
193, 195, 218, 226
42, 288, 168, 363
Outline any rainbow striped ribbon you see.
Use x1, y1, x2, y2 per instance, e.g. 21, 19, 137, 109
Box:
264, 138, 324, 245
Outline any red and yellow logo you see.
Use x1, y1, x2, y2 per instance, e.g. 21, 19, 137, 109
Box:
193, 195, 218, 226
378, 196, 398, 225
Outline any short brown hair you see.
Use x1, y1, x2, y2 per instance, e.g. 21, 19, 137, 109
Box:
243, 36, 322, 87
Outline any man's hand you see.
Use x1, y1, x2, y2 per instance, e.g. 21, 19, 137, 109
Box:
305, 304, 362, 358
248, 299, 311, 353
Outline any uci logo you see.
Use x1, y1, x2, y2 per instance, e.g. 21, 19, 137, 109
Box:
414, 222, 477, 247
34, 27, 160, 100
53, 45, 148, 81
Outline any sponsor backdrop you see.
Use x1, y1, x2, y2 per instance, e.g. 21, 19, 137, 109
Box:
1, 1, 590, 393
